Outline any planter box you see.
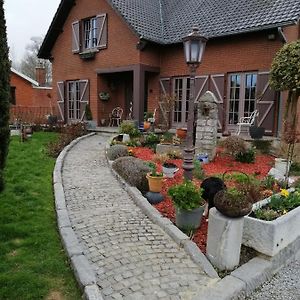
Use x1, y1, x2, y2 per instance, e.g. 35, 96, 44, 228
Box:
242, 195, 300, 256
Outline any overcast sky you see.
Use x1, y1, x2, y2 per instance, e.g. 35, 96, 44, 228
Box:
4, 0, 61, 63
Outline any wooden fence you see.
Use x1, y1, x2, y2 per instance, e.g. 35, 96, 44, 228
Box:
10, 106, 59, 125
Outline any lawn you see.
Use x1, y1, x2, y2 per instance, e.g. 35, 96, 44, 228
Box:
0, 132, 81, 300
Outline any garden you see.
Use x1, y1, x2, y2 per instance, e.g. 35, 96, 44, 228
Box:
107, 120, 300, 254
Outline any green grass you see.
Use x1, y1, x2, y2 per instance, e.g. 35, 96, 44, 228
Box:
0, 132, 81, 300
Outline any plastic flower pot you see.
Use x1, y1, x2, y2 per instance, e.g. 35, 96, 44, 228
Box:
146, 173, 164, 193
162, 162, 179, 178
175, 205, 205, 230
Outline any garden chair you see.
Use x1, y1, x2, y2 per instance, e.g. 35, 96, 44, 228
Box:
236, 110, 259, 135
109, 107, 123, 127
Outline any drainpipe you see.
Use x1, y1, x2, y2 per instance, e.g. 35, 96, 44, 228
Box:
277, 27, 287, 44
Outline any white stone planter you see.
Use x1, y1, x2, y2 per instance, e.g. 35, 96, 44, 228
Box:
274, 158, 291, 175
242, 194, 300, 256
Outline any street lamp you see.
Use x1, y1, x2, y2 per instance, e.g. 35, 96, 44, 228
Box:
182, 26, 208, 180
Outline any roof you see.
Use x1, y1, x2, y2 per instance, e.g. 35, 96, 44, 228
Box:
38, 0, 300, 58
10, 67, 39, 86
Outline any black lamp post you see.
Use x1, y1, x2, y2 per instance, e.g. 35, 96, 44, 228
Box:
182, 26, 208, 180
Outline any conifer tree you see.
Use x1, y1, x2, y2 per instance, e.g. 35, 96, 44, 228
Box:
0, 0, 11, 191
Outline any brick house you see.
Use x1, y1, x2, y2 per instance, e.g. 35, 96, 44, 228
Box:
10, 67, 55, 123
38, 0, 300, 135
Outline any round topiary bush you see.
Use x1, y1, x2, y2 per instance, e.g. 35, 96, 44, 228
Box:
107, 144, 129, 161
112, 156, 151, 192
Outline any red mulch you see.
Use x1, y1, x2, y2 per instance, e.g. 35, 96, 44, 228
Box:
129, 146, 275, 253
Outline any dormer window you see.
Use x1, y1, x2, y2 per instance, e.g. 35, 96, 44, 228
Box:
72, 14, 107, 54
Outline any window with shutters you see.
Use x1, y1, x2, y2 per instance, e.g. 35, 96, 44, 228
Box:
72, 14, 107, 54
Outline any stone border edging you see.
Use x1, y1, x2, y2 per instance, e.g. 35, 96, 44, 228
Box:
105, 137, 219, 279
53, 132, 104, 300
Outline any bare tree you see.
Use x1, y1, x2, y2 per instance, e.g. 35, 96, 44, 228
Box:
20, 36, 52, 85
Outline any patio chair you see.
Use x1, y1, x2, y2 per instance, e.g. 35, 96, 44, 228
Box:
109, 107, 123, 126
236, 110, 259, 135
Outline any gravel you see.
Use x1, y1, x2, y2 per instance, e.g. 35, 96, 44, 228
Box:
246, 260, 300, 300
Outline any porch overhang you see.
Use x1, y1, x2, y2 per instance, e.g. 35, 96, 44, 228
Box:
96, 64, 160, 123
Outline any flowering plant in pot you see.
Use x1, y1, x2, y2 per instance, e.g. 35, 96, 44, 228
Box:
168, 181, 205, 230
146, 162, 164, 193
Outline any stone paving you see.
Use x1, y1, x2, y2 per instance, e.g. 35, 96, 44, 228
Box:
62, 134, 216, 300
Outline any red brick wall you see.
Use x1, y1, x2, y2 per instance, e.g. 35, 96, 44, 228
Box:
10, 72, 54, 108
51, 0, 140, 124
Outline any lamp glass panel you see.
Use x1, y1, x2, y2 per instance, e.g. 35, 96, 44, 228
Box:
190, 41, 200, 62
184, 40, 191, 62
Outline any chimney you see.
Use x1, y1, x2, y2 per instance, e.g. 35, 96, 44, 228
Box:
35, 64, 46, 86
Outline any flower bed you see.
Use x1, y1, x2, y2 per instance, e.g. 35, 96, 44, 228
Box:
130, 146, 275, 252
243, 189, 300, 256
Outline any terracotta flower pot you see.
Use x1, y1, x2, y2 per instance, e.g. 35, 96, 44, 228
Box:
146, 173, 164, 192
144, 121, 151, 130
176, 128, 187, 139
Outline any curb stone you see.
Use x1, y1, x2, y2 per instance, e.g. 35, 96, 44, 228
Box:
53, 132, 104, 300
105, 137, 219, 280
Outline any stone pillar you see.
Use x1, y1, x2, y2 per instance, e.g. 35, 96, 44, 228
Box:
206, 208, 244, 271
195, 91, 218, 161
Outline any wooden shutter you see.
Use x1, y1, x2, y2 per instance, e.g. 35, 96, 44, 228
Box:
96, 14, 107, 49
256, 71, 277, 134
57, 81, 65, 121
72, 21, 80, 53
158, 78, 171, 128
194, 75, 209, 102
79, 80, 89, 121
210, 74, 225, 130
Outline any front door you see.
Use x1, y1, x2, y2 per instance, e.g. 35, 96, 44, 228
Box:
227, 73, 257, 132
172, 77, 190, 128
67, 81, 81, 121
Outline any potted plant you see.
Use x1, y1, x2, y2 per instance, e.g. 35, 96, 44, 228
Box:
249, 116, 265, 139
146, 162, 164, 193
99, 91, 110, 101
168, 180, 205, 230
176, 128, 187, 139
162, 161, 179, 178
214, 187, 253, 218
144, 112, 153, 131
85, 104, 97, 129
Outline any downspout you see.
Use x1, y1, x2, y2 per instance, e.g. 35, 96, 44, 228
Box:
277, 27, 287, 43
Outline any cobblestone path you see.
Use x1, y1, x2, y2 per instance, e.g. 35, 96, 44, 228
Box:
62, 134, 215, 300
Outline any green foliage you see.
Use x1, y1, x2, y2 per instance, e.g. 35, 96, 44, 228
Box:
168, 180, 204, 210
235, 148, 255, 163
193, 160, 205, 180
160, 132, 173, 144
221, 136, 246, 157
144, 111, 154, 121
144, 133, 160, 149
290, 162, 300, 176
85, 104, 93, 120
252, 140, 272, 154
0, 2, 11, 191
119, 121, 141, 138
0, 133, 81, 299
126, 139, 141, 147
147, 162, 163, 177
261, 175, 276, 190
167, 150, 182, 159
107, 144, 129, 161
253, 189, 300, 221
270, 40, 300, 92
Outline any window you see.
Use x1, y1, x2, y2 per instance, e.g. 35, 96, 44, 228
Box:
72, 14, 107, 54
10, 86, 16, 105
83, 17, 98, 50
228, 73, 257, 125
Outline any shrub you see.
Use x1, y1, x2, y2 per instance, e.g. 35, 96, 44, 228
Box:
221, 136, 246, 157
153, 153, 169, 164
252, 140, 272, 154
193, 160, 205, 180
235, 147, 255, 163
144, 133, 160, 149
160, 132, 173, 144
119, 120, 141, 138
167, 150, 182, 159
106, 144, 129, 161
168, 181, 205, 210
46, 123, 87, 157
112, 156, 151, 192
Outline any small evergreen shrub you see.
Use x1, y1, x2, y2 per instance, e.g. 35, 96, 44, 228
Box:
235, 148, 255, 163
144, 133, 160, 149
107, 144, 129, 161
252, 140, 272, 154
112, 156, 151, 192
193, 160, 205, 180
119, 121, 141, 138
